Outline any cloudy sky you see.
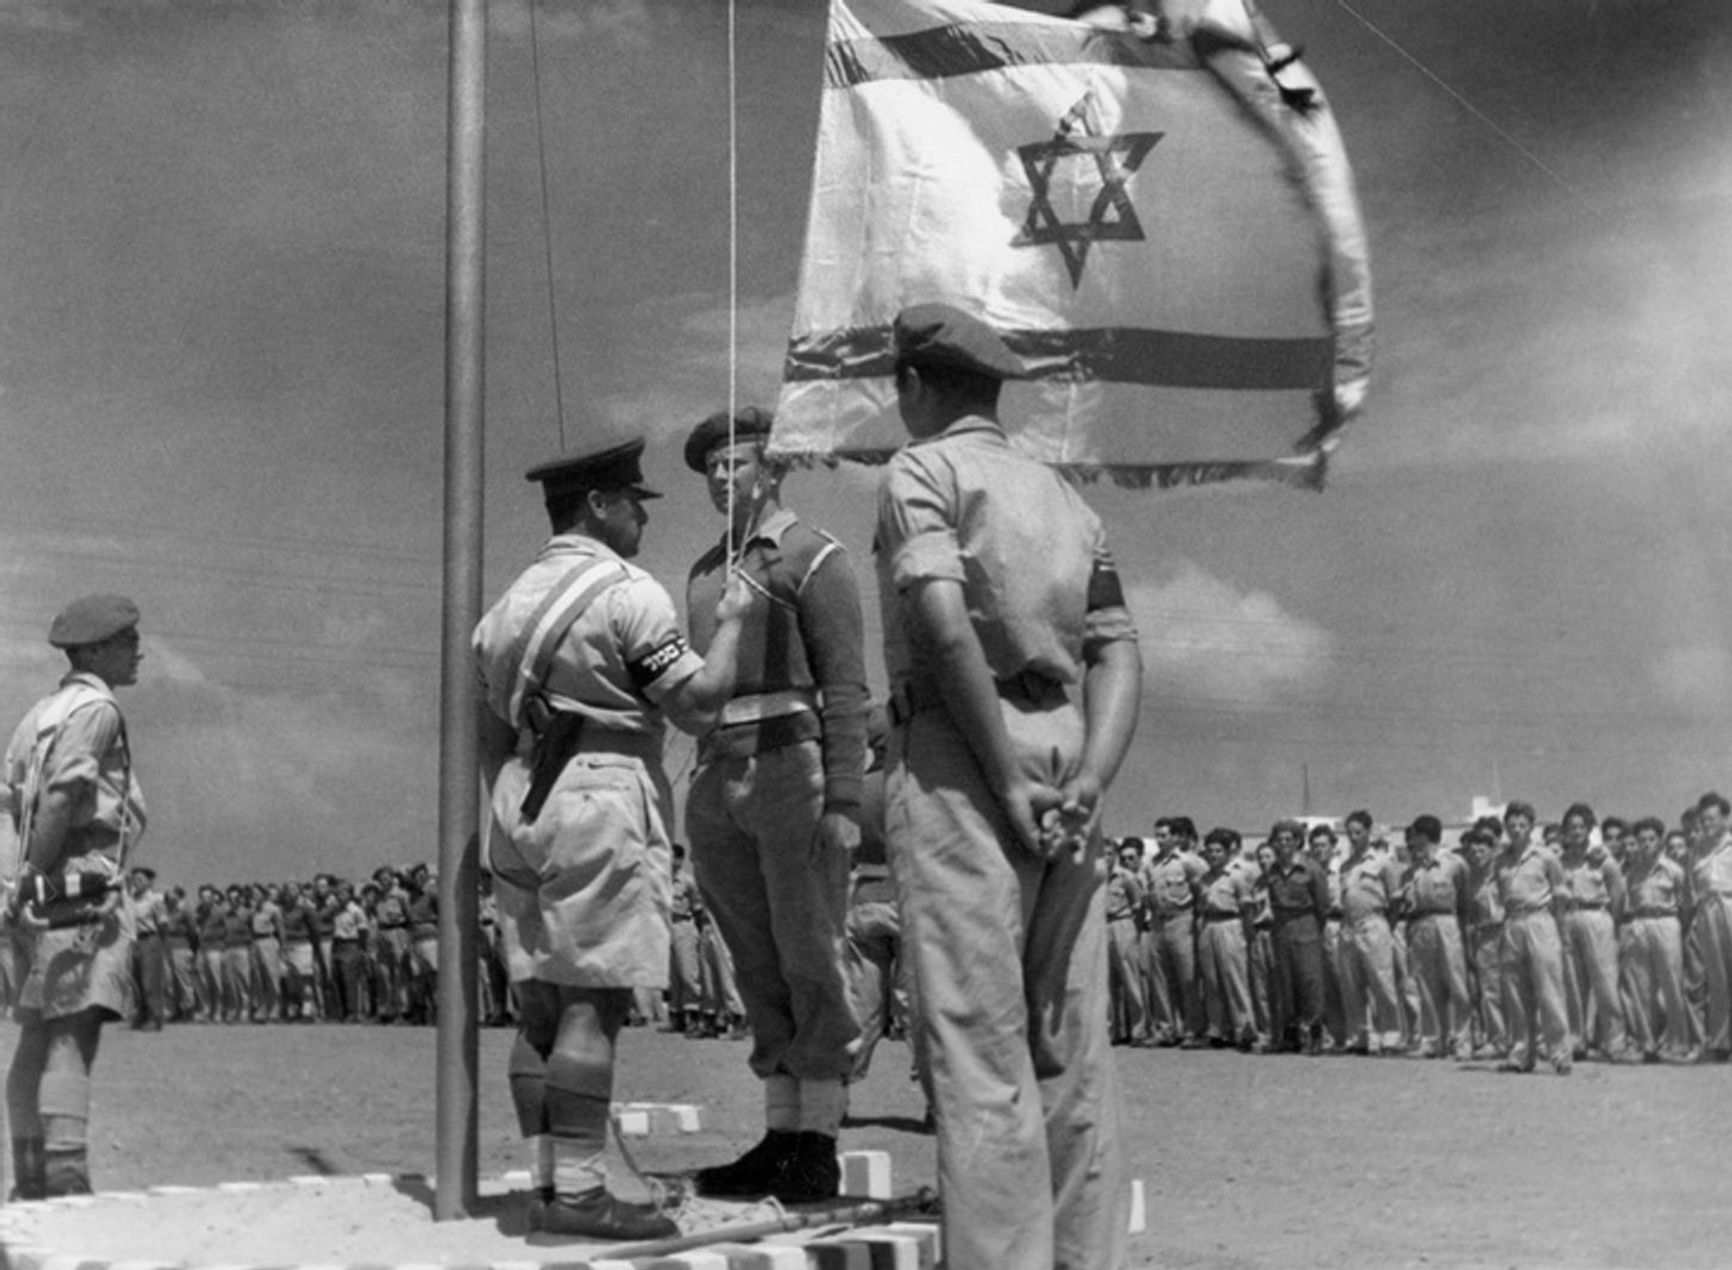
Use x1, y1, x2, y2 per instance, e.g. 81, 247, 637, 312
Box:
0, 0, 1727, 883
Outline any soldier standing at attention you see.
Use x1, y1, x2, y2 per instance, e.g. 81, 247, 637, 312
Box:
160, 886, 199, 1022
277, 880, 322, 1022
193, 884, 227, 1023
876, 303, 1142, 1270
682, 406, 869, 1204
1336, 810, 1405, 1056
1687, 791, 1732, 1061
1556, 802, 1629, 1060
1194, 827, 1257, 1051
1308, 823, 1349, 1051
1399, 815, 1473, 1061
1461, 827, 1509, 1059
4, 595, 148, 1197
125, 865, 168, 1031
1265, 819, 1330, 1054
1620, 815, 1689, 1062
475, 437, 754, 1241
1142, 817, 1206, 1047
1494, 801, 1572, 1075
1105, 838, 1150, 1046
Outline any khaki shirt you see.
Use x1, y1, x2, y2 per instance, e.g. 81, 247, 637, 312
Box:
1404, 851, 1469, 918
473, 534, 703, 738
875, 418, 1136, 690
1198, 865, 1254, 919
1627, 856, 1685, 916
1142, 849, 1206, 918
1559, 850, 1621, 909
4, 672, 146, 869
1339, 851, 1402, 924
1496, 843, 1564, 915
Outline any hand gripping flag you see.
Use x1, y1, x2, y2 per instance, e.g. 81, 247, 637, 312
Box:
770, 0, 1373, 489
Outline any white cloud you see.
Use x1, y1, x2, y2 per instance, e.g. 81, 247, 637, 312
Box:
1127, 562, 1337, 708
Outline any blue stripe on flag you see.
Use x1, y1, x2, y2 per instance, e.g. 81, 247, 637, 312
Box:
826, 21, 1195, 89
785, 325, 1331, 391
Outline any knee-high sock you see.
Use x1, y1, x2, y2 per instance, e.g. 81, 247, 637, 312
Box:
797, 1077, 846, 1136
6, 1031, 46, 1139
765, 1072, 799, 1132
508, 1030, 550, 1138
544, 1041, 612, 1194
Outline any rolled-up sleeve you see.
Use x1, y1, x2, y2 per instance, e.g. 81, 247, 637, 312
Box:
878, 452, 965, 591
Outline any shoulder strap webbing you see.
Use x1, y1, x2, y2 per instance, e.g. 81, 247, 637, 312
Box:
506, 558, 627, 729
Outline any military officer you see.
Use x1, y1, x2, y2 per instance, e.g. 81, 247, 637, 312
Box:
474, 437, 754, 1241
4, 594, 148, 1197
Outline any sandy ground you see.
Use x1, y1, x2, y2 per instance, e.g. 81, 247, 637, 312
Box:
3, 1018, 1732, 1267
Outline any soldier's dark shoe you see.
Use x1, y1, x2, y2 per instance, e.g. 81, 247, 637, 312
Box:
769, 1131, 840, 1204
693, 1129, 797, 1197
42, 1151, 92, 1197
529, 1186, 677, 1240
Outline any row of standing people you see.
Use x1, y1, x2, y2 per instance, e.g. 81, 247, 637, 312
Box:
1106, 796, 1732, 1072
34, 866, 453, 1029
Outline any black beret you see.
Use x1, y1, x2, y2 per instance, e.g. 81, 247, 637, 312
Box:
48, 594, 140, 649
891, 303, 1025, 380
684, 406, 775, 474
525, 438, 662, 502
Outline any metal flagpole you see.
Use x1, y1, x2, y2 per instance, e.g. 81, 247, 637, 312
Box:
436, 0, 487, 1222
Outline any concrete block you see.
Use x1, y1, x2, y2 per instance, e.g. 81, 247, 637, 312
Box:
802, 1240, 872, 1269
880, 1221, 942, 1268
838, 1149, 893, 1199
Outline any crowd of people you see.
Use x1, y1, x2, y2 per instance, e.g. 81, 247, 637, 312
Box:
0, 863, 453, 1031
9, 850, 756, 1040
1106, 798, 1732, 1074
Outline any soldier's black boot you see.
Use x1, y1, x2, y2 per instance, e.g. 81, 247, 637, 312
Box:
693, 1129, 797, 1197
768, 1131, 840, 1204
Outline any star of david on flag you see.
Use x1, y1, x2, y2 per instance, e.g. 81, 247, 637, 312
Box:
771, 0, 1374, 490
1011, 89, 1162, 289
